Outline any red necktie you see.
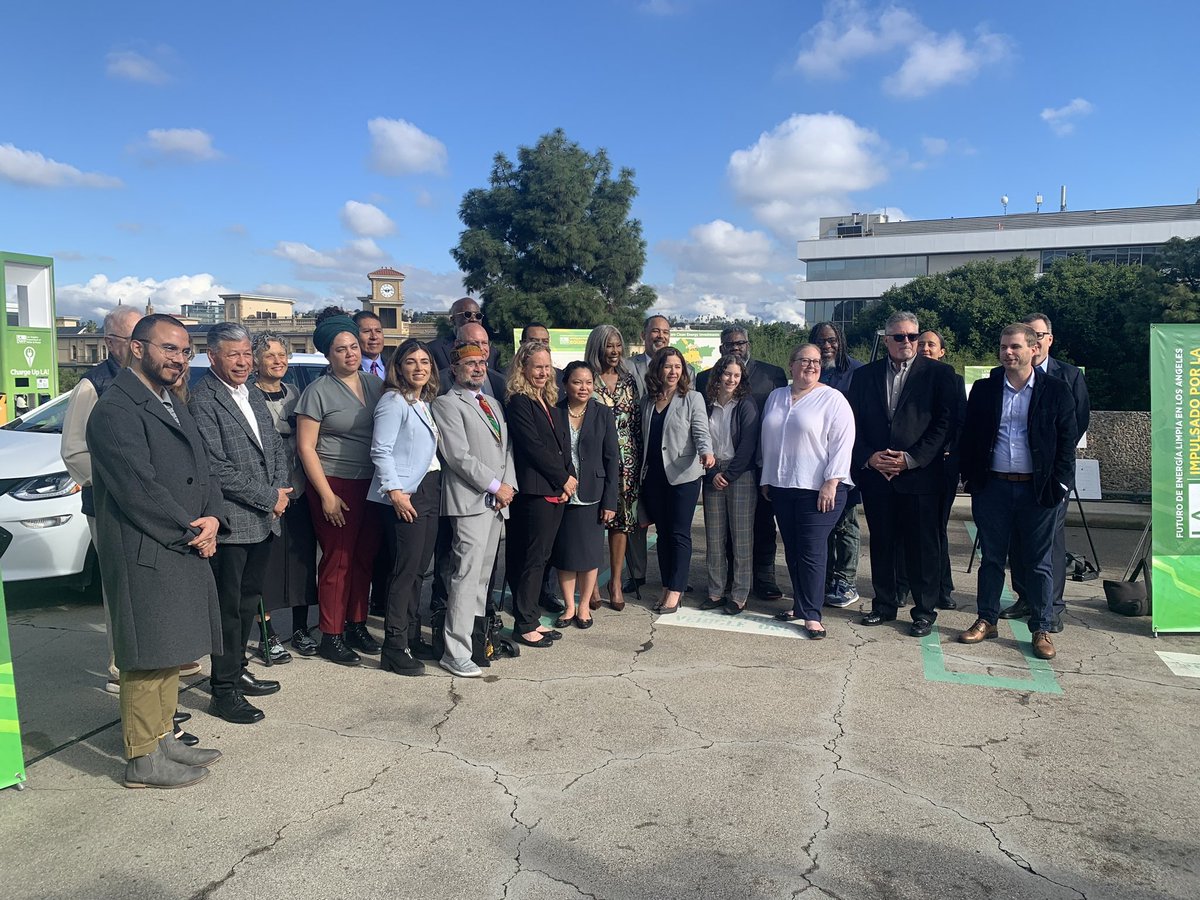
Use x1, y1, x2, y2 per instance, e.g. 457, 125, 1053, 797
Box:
477, 394, 501, 443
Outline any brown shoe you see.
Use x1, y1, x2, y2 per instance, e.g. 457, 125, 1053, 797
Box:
1031, 631, 1056, 659
589, 595, 602, 611
958, 619, 998, 644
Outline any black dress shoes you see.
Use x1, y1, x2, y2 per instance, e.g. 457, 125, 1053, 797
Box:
172, 711, 191, 727
999, 599, 1031, 619
209, 692, 264, 724
513, 632, 555, 648
554, 615, 575, 629
910, 619, 934, 638
409, 638, 438, 660
318, 633, 362, 667
539, 593, 567, 614
344, 621, 381, 655
236, 670, 281, 696
936, 598, 958, 610
755, 584, 784, 601
861, 611, 897, 626
622, 576, 646, 593
575, 617, 594, 629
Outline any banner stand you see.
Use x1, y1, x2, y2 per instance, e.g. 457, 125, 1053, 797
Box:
1149, 324, 1200, 634
0, 577, 28, 789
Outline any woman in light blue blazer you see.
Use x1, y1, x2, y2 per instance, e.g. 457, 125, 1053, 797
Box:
369, 339, 441, 676
640, 347, 715, 613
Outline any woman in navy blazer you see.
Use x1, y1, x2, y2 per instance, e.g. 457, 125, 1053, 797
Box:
551, 362, 620, 628
506, 343, 578, 648
640, 347, 715, 614
369, 339, 442, 676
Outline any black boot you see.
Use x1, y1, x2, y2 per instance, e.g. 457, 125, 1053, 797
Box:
380, 645, 426, 676
344, 621, 381, 655
318, 632, 361, 667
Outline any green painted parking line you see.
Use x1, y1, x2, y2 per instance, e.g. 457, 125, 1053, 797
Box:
919, 522, 1062, 695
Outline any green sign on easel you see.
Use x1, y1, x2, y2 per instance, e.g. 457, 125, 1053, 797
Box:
0, 578, 27, 789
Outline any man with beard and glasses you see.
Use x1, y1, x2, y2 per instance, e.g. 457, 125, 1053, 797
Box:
87, 314, 225, 788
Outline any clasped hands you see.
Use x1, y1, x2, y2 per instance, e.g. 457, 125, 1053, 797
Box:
188, 516, 220, 558
868, 449, 910, 480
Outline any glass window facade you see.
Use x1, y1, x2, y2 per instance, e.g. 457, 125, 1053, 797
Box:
804, 298, 871, 329
806, 255, 928, 282
1041, 245, 1161, 269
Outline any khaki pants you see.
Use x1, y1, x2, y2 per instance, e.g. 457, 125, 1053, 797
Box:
119, 667, 178, 759
86, 516, 120, 681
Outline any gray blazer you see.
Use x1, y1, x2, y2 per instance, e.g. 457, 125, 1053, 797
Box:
189, 371, 291, 545
86, 369, 225, 670
629, 352, 651, 400
640, 390, 713, 486
432, 385, 515, 520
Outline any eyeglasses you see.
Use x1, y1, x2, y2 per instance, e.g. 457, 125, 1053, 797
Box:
813, 336, 838, 345
105, 333, 131, 342
792, 358, 821, 369
457, 311, 485, 322
724, 340, 750, 349
137, 340, 194, 360
887, 333, 919, 342
1031, 331, 1049, 339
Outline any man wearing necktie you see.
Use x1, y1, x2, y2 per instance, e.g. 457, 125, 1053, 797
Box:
355, 311, 388, 379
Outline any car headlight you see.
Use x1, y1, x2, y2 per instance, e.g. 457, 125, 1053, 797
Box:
8, 472, 81, 501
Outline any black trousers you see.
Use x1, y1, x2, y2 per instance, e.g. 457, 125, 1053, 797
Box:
209, 536, 274, 697
861, 488, 942, 623
384, 471, 441, 649
752, 489, 780, 589
506, 495, 565, 634
896, 464, 958, 604
641, 474, 702, 592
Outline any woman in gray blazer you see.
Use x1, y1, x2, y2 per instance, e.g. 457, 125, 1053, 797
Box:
369, 339, 441, 677
639, 347, 715, 613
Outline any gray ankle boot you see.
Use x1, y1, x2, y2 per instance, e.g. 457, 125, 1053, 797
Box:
123, 746, 209, 789
159, 733, 222, 767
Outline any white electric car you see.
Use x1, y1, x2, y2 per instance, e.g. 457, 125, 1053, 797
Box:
0, 352, 328, 586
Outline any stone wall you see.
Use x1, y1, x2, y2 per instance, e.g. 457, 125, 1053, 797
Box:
1079, 411, 1150, 498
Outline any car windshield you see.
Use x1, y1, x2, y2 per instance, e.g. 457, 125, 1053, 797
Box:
1, 393, 70, 434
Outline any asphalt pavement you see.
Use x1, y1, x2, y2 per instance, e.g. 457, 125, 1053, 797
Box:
2, 499, 1197, 900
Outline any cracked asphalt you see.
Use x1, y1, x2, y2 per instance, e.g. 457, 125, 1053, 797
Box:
3, 505, 1198, 900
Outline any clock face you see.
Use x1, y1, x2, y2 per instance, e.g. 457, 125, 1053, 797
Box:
379, 283, 396, 299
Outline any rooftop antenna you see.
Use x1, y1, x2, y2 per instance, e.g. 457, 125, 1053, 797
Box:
1000, 194, 1009, 215
1035, 192, 1044, 213
1060, 184, 1068, 212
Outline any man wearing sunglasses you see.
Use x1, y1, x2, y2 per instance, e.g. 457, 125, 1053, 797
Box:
428, 297, 499, 371
846, 311, 956, 637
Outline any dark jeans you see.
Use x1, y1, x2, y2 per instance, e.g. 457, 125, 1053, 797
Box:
209, 537, 274, 697
861, 488, 942, 623
1010, 494, 1069, 619
384, 471, 441, 649
641, 474, 702, 592
973, 478, 1058, 632
753, 489, 780, 589
773, 486, 847, 622
506, 494, 565, 634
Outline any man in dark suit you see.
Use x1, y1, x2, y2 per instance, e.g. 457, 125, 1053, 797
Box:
695, 326, 788, 600
190, 323, 292, 725
428, 297, 500, 371
957, 323, 1078, 660
846, 311, 956, 636
1001, 312, 1090, 632
88, 314, 224, 788
355, 310, 390, 379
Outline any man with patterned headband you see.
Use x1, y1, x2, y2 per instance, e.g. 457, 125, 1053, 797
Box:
430, 341, 517, 678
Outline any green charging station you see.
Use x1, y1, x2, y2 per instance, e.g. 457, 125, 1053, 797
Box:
0, 252, 58, 424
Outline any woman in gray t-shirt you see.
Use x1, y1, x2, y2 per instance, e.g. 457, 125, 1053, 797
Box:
295, 311, 384, 667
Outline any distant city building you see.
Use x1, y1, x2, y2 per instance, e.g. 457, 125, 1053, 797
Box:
797, 202, 1200, 327
180, 299, 224, 324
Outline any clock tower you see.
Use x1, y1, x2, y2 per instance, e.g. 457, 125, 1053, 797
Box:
362, 267, 407, 339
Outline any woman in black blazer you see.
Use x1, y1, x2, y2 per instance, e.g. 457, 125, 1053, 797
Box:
551, 362, 619, 628
700, 354, 759, 615
505, 342, 578, 648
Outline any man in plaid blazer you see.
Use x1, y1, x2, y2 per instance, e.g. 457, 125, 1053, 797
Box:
190, 323, 292, 725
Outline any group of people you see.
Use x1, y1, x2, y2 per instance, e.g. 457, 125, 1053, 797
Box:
61, 295, 1087, 790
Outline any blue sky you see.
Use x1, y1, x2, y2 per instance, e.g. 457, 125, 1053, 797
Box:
4, 0, 1198, 324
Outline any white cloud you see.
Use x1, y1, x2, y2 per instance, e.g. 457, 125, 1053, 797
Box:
0, 143, 123, 189
653, 220, 801, 321
399, 266, 470, 311
727, 113, 887, 239
414, 188, 435, 208
142, 128, 222, 161
886, 29, 1010, 98
367, 117, 448, 175
340, 200, 395, 237
1040, 98, 1094, 136
56, 273, 229, 319
271, 237, 389, 291
796, 2, 1011, 97
272, 242, 339, 269
921, 136, 948, 156
105, 49, 170, 85
796, 2, 923, 77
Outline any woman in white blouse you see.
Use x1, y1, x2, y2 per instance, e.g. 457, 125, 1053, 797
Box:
759, 343, 856, 639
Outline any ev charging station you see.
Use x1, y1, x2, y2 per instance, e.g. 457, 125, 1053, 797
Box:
0, 252, 58, 424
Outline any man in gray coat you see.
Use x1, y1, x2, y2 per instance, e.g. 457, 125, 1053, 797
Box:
190, 323, 292, 725
431, 341, 516, 678
88, 314, 225, 789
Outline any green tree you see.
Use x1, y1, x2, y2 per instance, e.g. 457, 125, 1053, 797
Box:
451, 129, 656, 341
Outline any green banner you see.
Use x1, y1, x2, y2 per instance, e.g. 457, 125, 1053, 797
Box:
1149, 324, 1200, 633
0, 578, 27, 788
